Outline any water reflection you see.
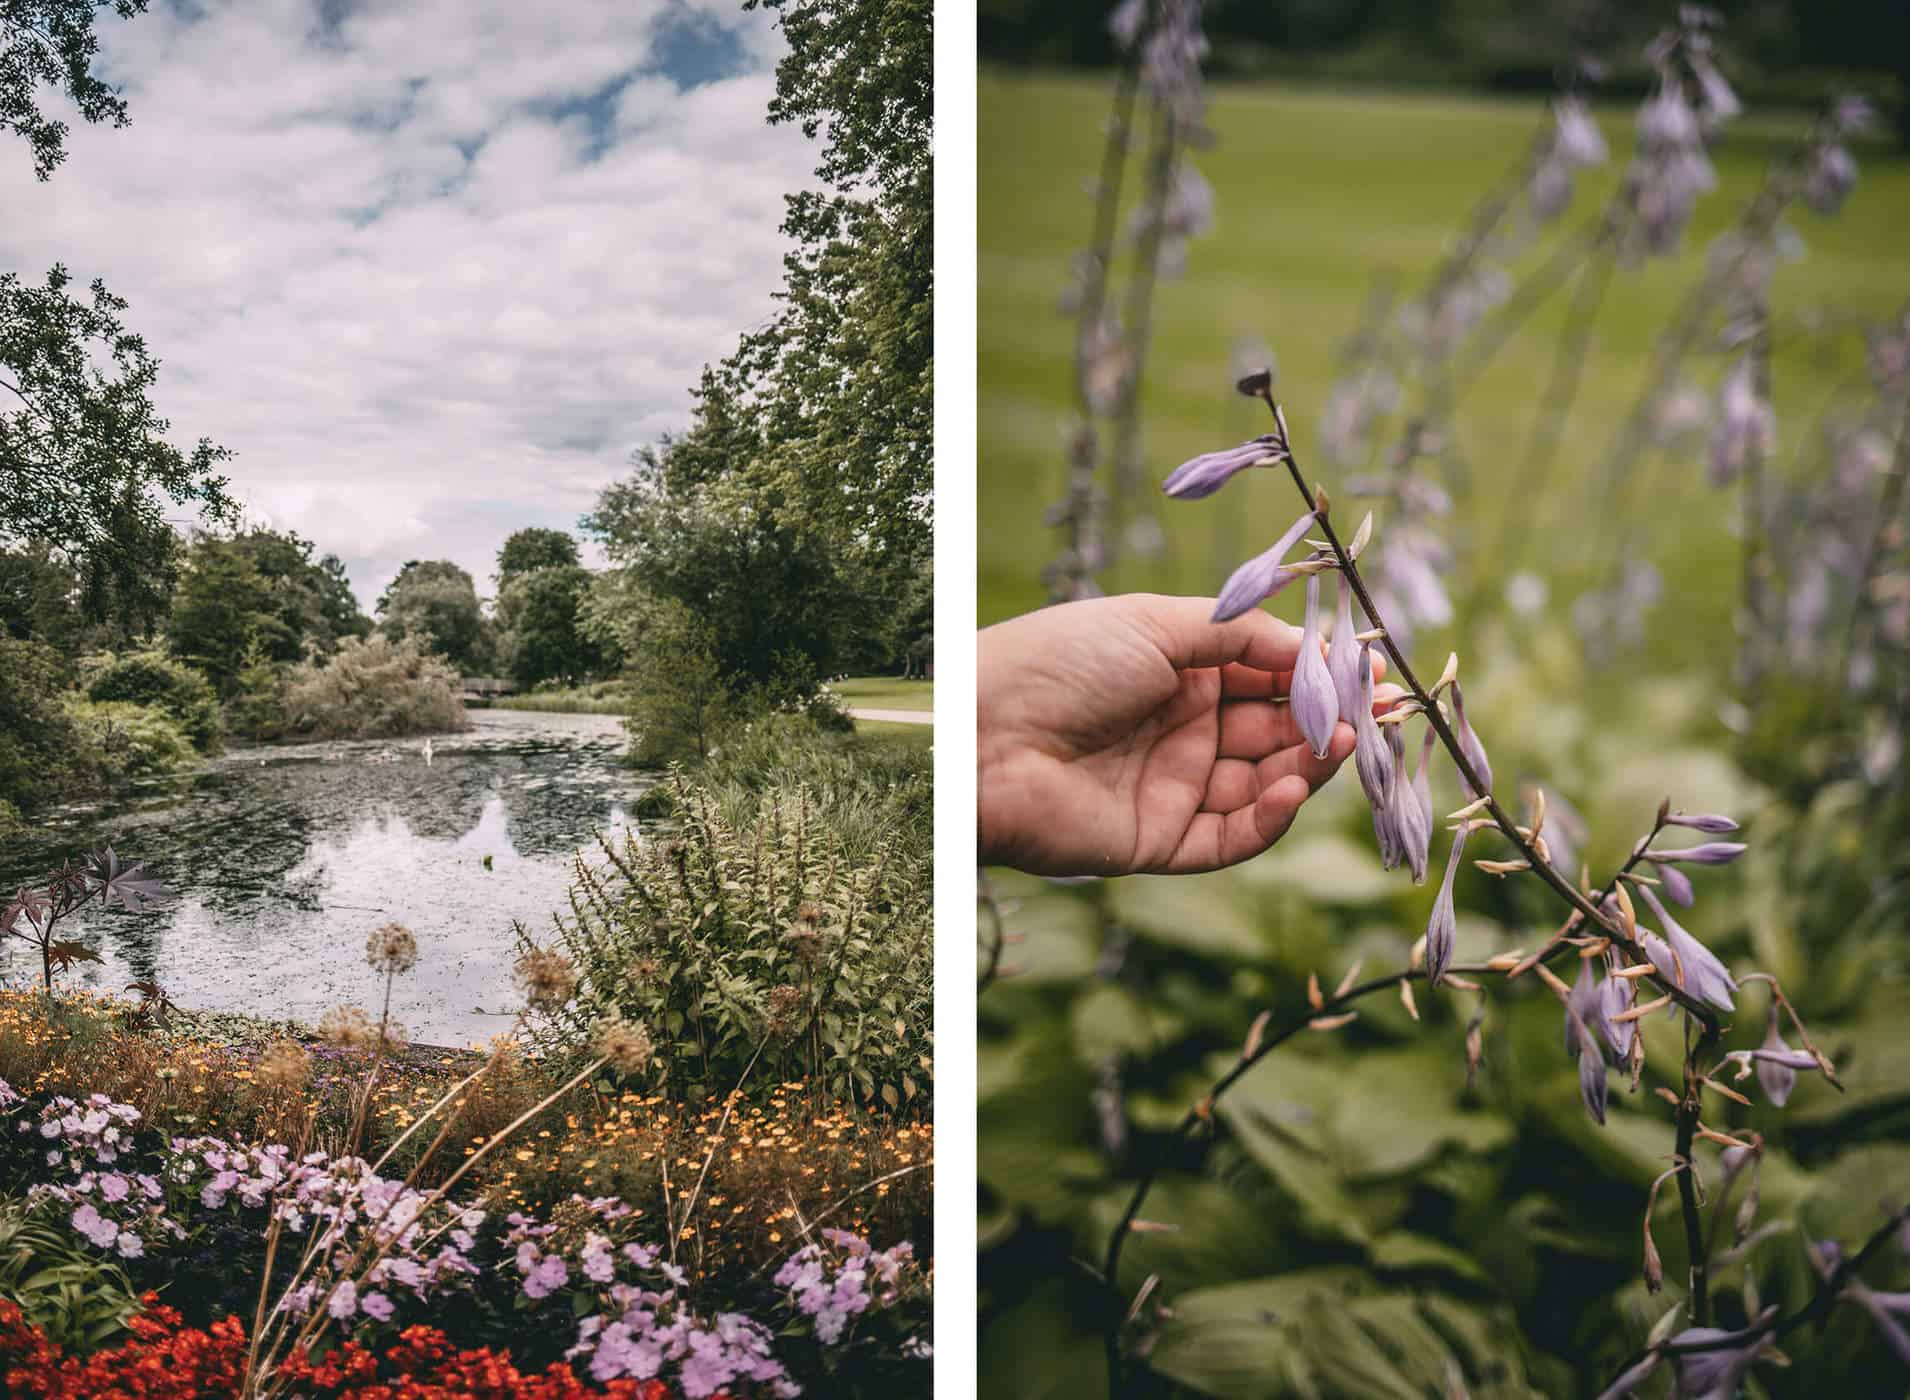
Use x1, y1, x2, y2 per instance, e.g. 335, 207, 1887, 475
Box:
0, 710, 649, 1043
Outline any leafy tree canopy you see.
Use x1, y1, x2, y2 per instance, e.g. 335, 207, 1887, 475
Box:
495, 561, 602, 690
496, 527, 580, 584
375, 559, 489, 674
2, 0, 145, 182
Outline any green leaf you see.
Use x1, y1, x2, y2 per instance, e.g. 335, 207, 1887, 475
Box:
1107, 871, 1268, 960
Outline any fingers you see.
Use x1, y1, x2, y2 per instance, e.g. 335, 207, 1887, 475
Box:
1127, 594, 1306, 676
1171, 774, 1314, 872
1215, 685, 1407, 759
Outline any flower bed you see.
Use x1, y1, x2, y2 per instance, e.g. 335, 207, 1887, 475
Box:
0, 1079, 929, 1397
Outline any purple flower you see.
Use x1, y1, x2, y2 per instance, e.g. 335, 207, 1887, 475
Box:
1721, 1013, 1818, 1106
1449, 681, 1492, 797
1803, 143, 1859, 215
1353, 644, 1401, 867
1566, 957, 1600, 1059
1325, 573, 1362, 720
1162, 436, 1287, 499
360, 1290, 394, 1323
1637, 884, 1737, 1011
1850, 1282, 1910, 1365
1651, 861, 1696, 908
1594, 969, 1636, 1061
1210, 511, 1316, 622
1574, 1011, 1608, 1125
329, 1281, 359, 1319
1388, 726, 1431, 884
1553, 97, 1608, 167
524, 1253, 570, 1300
1665, 812, 1739, 834
1667, 1313, 1775, 1400
1646, 843, 1747, 866
1291, 574, 1341, 758
1425, 826, 1468, 987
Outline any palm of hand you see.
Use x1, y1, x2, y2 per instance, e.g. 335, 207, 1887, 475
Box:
981, 598, 1356, 876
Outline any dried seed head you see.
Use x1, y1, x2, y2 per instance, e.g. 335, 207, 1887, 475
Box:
514, 946, 579, 1011
796, 901, 824, 925
256, 1038, 311, 1091
766, 983, 806, 1039
317, 1005, 376, 1051
365, 922, 419, 976
595, 1019, 655, 1075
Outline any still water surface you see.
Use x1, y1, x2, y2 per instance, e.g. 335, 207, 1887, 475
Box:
0, 710, 649, 1044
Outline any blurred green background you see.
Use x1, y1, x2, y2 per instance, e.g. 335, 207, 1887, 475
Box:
978, 72, 1910, 1399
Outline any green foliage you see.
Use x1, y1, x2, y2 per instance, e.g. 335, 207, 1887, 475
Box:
0, 1203, 142, 1352
81, 648, 220, 752
522, 775, 931, 1109
1, 1, 149, 181
223, 641, 288, 741
222, 527, 369, 662
0, 636, 83, 814
279, 634, 468, 740
0, 266, 232, 631
58, 697, 194, 780
494, 562, 603, 689
375, 559, 491, 673
619, 596, 735, 765
164, 538, 275, 696
497, 527, 581, 582
688, 712, 931, 866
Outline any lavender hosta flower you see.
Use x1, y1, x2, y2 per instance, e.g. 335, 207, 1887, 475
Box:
1720, 1013, 1819, 1106
1637, 883, 1737, 1011
1448, 681, 1492, 798
1667, 1313, 1777, 1400
1652, 860, 1696, 908
1849, 1283, 1910, 1365
1647, 842, 1747, 866
1595, 968, 1636, 1061
1566, 956, 1601, 1059
1803, 143, 1859, 216
1326, 573, 1362, 720
1162, 435, 1287, 499
1108, 0, 1146, 50
1383, 725, 1432, 883
1574, 1009, 1608, 1125
1665, 811, 1739, 834
1353, 643, 1402, 867
1291, 574, 1341, 759
1708, 358, 1775, 487
1553, 97, 1609, 168
1425, 825, 1469, 988
1209, 510, 1317, 622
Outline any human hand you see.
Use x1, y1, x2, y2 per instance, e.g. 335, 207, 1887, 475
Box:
977, 593, 1397, 876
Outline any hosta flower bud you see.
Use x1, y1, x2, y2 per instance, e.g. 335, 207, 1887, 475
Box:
1163, 436, 1287, 499
1665, 812, 1739, 834
1425, 825, 1469, 987
1637, 884, 1737, 1011
1210, 511, 1316, 622
1575, 1011, 1608, 1125
1803, 143, 1858, 216
1566, 957, 1599, 1059
1326, 573, 1362, 720
1721, 1012, 1819, 1107
1650, 860, 1695, 907
1667, 1315, 1777, 1399
1387, 725, 1430, 883
1594, 969, 1636, 1061
1552, 97, 1608, 168
1291, 574, 1341, 759
1646, 842, 1746, 866
1353, 644, 1402, 867
1449, 681, 1492, 797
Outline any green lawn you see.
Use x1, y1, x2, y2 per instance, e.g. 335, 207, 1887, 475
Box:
831, 677, 935, 711
979, 72, 1910, 689
853, 719, 935, 748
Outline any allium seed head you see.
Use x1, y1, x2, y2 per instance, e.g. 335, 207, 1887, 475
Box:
514, 947, 578, 1012
595, 1019, 654, 1076
365, 922, 419, 976
317, 1005, 378, 1052
256, 1039, 311, 1091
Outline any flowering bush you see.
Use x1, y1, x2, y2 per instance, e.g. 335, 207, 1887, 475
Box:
0, 1079, 930, 1396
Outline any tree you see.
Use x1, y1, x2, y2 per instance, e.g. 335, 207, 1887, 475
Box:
2, 3, 234, 631
376, 560, 490, 673
494, 563, 601, 689
226, 527, 370, 661
166, 541, 277, 696
496, 527, 580, 584
3, 1, 148, 182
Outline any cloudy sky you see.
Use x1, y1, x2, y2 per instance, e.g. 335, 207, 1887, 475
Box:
0, 0, 816, 606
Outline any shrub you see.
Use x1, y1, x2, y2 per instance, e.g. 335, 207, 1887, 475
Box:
0, 1206, 143, 1352
58, 699, 195, 782
521, 777, 931, 1108
80, 649, 221, 753
281, 634, 469, 740
684, 713, 931, 866
0, 637, 85, 816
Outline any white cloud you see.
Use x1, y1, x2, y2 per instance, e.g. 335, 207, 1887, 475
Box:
0, 0, 815, 603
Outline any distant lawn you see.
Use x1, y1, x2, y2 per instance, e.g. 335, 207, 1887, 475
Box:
855, 719, 935, 748
492, 683, 630, 715
832, 677, 934, 711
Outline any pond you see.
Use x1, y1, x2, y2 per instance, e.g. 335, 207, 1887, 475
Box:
0, 710, 651, 1045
